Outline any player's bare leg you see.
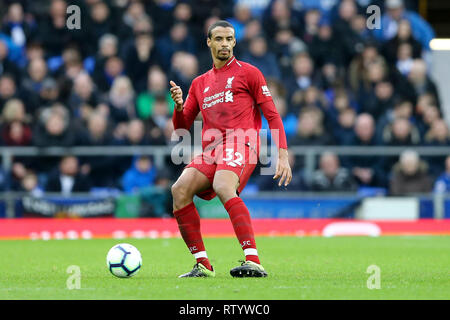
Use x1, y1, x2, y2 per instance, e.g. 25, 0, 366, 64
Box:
213, 170, 267, 277
172, 167, 215, 277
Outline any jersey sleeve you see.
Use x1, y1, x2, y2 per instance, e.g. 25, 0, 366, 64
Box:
259, 100, 288, 149
172, 79, 200, 130
246, 65, 273, 105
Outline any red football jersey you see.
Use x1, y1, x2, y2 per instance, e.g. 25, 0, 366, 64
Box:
173, 56, 287, 151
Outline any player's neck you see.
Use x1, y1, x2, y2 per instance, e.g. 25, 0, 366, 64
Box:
213, 55, 234, 70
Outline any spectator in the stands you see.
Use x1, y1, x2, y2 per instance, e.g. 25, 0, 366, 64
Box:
405, 59, 440, 106
0, 74, 18, 109
289, 106, 333, 146
168, 52, 198, 96
434, 156, 450, 193
334, 107, 356, 145
381, 117, 421, 146
382, 19, 423, 65
136, 66, 174, 120
107, 76, 136, 123
390, 149, 433, 195
67, 72, 102, 117
262, 0, 303, 40
286, 53, 318, 103
241, 36, 281, 80
92, 33, 118, 84
309, 152, 357, 192
261, 95, 297, 141
45, 155, 92, 195
0, 98, 32, 146
345, 113, 385, 187
124, 31, 161, 93
0, 40, 21, 82
17, 171, 43, 196
121, 155, 157, 193
94, 55, 125, 93
309, 18, 341, 69
361, 80, 396, 121
417, 104, 440, 138
227, 3, 252, 42
374, 0, 435, 50
157, 22, 196, 71
33, 103, 75, 147
87, 1, 114, 54
21, 57, 48, 104
2, 2, 36, 50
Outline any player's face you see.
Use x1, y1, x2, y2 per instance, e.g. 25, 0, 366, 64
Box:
207, 27, 236, 61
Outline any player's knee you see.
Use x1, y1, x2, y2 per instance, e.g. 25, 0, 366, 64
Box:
171, 181, 191, 203
212, 180, 236, 202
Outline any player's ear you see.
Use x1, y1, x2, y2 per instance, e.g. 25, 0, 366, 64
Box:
206, 37, 211, 48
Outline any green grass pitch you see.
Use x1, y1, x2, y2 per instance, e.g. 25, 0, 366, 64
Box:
1, 236, 449, 300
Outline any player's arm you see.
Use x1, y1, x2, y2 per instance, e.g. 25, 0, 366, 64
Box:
246, 67, 292, 187
170, 80, 199, 130
259, 100, 292, 187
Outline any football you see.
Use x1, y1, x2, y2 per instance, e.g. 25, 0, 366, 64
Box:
106, 243, 142, 278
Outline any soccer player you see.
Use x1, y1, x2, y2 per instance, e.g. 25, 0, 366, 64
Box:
170, 20, 292, 278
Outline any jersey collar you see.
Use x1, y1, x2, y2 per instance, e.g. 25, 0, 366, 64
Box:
213, 56, 236, 73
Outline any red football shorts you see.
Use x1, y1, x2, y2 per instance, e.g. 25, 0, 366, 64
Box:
185, 141, 258, 200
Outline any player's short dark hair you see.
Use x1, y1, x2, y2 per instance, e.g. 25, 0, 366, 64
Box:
207, 20, 235, 39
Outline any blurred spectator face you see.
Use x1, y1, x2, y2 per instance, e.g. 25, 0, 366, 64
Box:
422, 105, 439, 125
298, 109, 320, 136
28, 58, 48, 82
99, 34, 118, 57
50, 0, 67, 27
339, 108, 356, 129
2, 99, 25, 123
46, 113, 66, 136
127, 1, 145, 20
355, 114, 375, 142
0, 76, 16, 98
275, 28, 293, 45
446, 156, 450, 173
339, 0, 357, 21
170, 23, 188, 43
60, 156, 78, 176
416, 93, 435, 115
26, 43, 44, 61
74, 73, 94, 99
318, 24, 332, 40
387, 0, 404, 20
88, 112, 107, 138
234, 4, 251, 23
174, 3, 192, 22
293, 54, 313, 77
148, 68, 167, 93
392, 118, 411, 140
351, 15, 366, 33
91, 2, 109, 23
320, 152, 340, 179
394, 101, 413, 119
375, 81, 393, 100
204, 16, 220, 36
304, 86, 320, 105
397, 43, 412, 61
244, 19, 262, 40
136, 157, 151, 173
133, 16, 153, 35
105, 56, 124, 77
397, 19, 412, 40
399, 151, 419, 176
7, 3, 24, 23
22, 172, 38, 192
305, 9, 321, 28
40, 78, 59, 101
153, 99, 168, 117
163, 119, 174, 141
172, 53, 198, 79
249, 37, 267, 57
362, 46, 378, 65
367, 62, 385, 83
431, 120, 449, 142
110, 76, 134, 107
272, 0, 290, 20
127, 119, 145, 144
8, 121, 28, 144
136, 33, 154, 56
408, 59, 427, 83
334, 93, 349, 112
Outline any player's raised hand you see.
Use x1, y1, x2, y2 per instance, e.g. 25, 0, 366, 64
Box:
170, 80, 184, 111
273, 148, 292, 187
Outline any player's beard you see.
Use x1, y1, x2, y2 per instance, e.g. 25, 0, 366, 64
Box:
216, 49, 231, 61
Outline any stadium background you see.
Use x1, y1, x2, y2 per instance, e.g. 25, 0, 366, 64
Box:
0, 0, 449, 238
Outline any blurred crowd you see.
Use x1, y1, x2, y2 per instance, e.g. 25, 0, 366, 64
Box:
0, 0, 448, 197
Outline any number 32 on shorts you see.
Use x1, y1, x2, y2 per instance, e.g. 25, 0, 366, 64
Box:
223, 148, 243, 167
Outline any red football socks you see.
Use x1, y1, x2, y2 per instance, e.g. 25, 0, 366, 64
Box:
224, 197, 261, 264
173, 202, 212, 271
